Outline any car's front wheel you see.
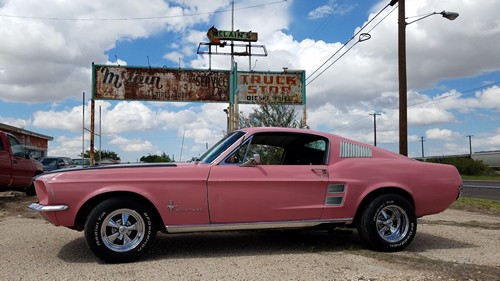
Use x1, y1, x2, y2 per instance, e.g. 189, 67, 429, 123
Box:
84, 197, 157, 263
358, 194, 416, 252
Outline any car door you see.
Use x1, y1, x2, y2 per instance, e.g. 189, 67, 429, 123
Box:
207, 132, 329, 223
0, 138, 12, 187
8, 134, 34, 188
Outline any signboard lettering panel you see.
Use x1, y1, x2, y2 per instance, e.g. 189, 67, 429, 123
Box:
237, 71, 305, 105
93, 65, 230, 102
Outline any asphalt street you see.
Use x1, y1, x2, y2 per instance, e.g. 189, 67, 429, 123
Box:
462, 181, 500, 201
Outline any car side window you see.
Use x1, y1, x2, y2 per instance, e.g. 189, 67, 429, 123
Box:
223, 132, 328, 166
8, 135, 25, 158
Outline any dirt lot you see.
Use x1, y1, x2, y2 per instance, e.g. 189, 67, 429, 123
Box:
1, 191, 500, 280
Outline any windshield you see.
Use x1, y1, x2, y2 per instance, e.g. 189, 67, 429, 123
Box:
198, 131, 245, 164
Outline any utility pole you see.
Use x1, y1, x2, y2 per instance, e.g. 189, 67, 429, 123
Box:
369, 113, 381, 146
397, 0, 408, 156
419, 136, 425, 158
466, 135, 474, 158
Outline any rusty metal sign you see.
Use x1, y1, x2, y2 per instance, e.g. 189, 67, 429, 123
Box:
236, 71, 305, 105
207, 26, 258, 44
92, 65, 230, 102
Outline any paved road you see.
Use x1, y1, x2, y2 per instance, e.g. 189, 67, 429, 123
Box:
462, 180, 500, 201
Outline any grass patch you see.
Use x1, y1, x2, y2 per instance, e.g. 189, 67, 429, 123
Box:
451, 197, 500, 216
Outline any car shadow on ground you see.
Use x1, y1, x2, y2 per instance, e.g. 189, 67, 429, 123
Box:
407, 232, 476, 252
148, 229, 364, 261
56, 228, 365, 263
56, 228, 475, 264
57, 237, 97, 263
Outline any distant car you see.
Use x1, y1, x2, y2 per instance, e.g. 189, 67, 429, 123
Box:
29, 127, 462, 263
72, 158, 91, 166
39, 156, 76, 172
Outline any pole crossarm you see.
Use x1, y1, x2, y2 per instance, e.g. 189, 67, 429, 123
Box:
197, 42, 268, 57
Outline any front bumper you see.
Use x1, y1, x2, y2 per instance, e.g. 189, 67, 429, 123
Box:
28, 203, 69, 212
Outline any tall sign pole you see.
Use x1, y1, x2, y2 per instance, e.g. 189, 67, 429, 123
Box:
90, 99, 95, 166
229, 0, 238, 132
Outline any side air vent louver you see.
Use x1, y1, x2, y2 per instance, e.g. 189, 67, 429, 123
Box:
325, 196, 343, 206
340, 141, 372, 158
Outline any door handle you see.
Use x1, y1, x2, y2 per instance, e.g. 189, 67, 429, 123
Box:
311, 168, 327, 177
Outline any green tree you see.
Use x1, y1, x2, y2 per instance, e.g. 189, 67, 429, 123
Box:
238, 101, 304, 128
140, 152, 173, 163
81, 149, 121, 162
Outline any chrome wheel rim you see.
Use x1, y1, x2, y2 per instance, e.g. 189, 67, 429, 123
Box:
375, 205, 409, 243
101, 208, 145, 252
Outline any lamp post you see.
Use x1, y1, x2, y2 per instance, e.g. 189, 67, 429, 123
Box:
396, 0, 458, 156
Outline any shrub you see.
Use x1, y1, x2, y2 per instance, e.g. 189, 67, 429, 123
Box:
426, 157, 494, 176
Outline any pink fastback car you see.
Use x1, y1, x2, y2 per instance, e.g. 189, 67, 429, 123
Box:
29, 127, 462, 263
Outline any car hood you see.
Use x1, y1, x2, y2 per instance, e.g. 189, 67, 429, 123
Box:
37, 162, 186, 177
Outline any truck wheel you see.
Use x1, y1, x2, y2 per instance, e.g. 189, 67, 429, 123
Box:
84, 197, 157, 263
25, 183, 36, 196
358, 194, 416, 252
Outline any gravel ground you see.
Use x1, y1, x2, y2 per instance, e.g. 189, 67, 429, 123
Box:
1, 192, 500, 280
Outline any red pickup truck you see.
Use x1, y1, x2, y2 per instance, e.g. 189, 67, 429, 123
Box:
0, 131, 44, 195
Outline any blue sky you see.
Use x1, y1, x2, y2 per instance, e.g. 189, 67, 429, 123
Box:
1, 0, 499, 162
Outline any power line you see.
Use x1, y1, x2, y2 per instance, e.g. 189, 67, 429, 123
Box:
306, 3, 397, 85
325, 81, 500, 133
0, 0, 287, 21
284, 11, 336, 68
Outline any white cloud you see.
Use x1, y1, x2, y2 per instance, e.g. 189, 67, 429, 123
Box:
426, 128, 460, 141
47, 135, 85, 158
109, 135, 155, 152
308, 5, 334, 20
1, 0, 500, 159
0, 117, 31, 129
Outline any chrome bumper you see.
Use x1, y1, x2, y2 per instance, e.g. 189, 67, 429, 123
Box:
28, 203, 69, 212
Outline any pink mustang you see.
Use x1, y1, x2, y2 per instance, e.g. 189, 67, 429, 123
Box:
29, 127, 462, 263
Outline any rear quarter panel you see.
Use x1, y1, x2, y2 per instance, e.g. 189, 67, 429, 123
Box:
325, 157, 461, 219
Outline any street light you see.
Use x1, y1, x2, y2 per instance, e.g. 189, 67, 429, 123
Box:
397, 0, 459, 156
223, 108, 229, 134
406, 11, 459, 25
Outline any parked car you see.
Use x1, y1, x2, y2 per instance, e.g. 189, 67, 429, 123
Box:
28, 127, 462, 263
39, 156, 76, 172
0, 131, 44, 196
72, 158, 91, 167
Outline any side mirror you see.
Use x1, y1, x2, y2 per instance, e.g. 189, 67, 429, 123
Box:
241, 154, 261, 167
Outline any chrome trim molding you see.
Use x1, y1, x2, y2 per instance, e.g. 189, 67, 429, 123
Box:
28, 203, 69, 212
340, 141, 372, 158
165, 218, 353, 234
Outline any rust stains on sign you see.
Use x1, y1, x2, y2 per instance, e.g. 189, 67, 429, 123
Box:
93, 65, 230, 102
237, 71, 305, 105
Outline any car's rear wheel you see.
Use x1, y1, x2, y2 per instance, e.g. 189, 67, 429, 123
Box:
84, 197, 157, 263
358, 194, 416, 252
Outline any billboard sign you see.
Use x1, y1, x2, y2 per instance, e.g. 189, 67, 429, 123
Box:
207, 26, 258, 44
236, 71, 305, 105
92, 65, 230, 102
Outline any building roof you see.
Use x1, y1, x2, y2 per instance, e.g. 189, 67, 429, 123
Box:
0, 123, 53, 141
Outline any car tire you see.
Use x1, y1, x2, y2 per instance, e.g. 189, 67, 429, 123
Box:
84, 197, 157, 263
358, 194, 416, 252
25, 183, 36, 197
